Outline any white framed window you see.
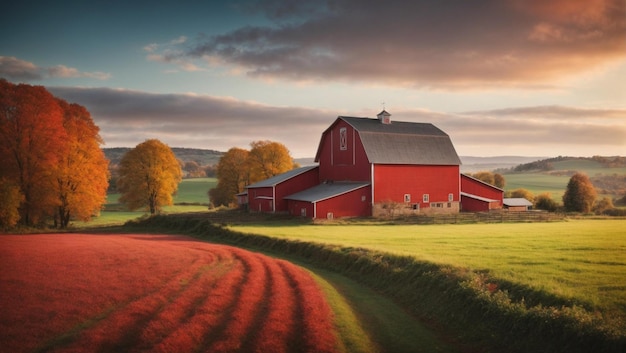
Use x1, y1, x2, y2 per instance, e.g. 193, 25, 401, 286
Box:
339, 127, 347, 150
448, 193, 454, 202
422, 194, 429, 203
404, 194, 411, 203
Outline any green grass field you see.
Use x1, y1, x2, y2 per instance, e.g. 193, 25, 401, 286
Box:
230, 220, 626, 318
76, 178, 216, 227
503, 159, 626, 200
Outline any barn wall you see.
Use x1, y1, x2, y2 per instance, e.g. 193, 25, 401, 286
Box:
287, 200, 315, 218
460, 195, 489, 212
460, 174, 503, 203
316, 186, 371, 219
318, 120, 371, 182
373, 164, 460, 212
274, 167, 319, 212
248, 187, 273, 212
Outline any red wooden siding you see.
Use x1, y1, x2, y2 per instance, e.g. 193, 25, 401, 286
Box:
248, 167, 319, 213
461, 194, 497, 212
460, 174, 503, 203
373, 165, 459, 207
317, 120, 370, 182
286, 185, 371, 219
316, 186, 371, 219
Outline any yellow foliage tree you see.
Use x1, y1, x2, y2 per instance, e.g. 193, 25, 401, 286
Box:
53, 100, 110, 228
248, 140, 295, 183
117, 139, 182, 215
0, 178, 24, 229
209, 147, 250, 207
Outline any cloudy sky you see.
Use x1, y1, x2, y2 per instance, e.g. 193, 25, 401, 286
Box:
2, 0, 625, 158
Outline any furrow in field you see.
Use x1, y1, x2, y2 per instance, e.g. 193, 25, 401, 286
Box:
154, 248, 249, 353
199, 249, 269, 352
43, 249, 219, 353
278, 261, 338, 353
249, 254, 298, 353
129, 246, 236, 352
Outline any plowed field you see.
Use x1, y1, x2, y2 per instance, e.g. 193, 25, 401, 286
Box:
0, 234, 338, 353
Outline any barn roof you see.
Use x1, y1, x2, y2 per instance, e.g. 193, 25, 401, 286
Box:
246, 165, 318, 189
315, 116, 461, 165
460, 192, 499, 203
284, 182, 370, 203
503, 198, 533, 207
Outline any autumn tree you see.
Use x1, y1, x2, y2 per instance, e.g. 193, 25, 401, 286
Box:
563, 172, 596, 213
470, 171, 505, 188
209, 147, 250, 206
506, 188, 534, 201
53, 99, 109, 228
117, 139, 182, 215
0, 79, 67, 225
0, 178, 24, 229
248, 140, 295, 183
534, 192, 558, 212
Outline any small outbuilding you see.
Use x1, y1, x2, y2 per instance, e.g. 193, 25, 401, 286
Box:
503, 198, 533, 211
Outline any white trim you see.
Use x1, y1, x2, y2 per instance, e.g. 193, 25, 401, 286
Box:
371, 163, 375, 206
272, 186, 276, 212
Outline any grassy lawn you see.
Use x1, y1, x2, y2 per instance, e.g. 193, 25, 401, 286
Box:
230, 219, 626, 316
75, 178, 216, 227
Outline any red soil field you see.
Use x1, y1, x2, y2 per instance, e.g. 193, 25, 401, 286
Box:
0, 234, 338, 353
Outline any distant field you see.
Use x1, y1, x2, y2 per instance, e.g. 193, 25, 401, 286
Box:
77, 178, 216, 227
230, 219, 626, 318
503, 159, 626, 200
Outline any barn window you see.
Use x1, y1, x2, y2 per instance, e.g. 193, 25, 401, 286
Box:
339, 127, 347, 150
301, 208, 306, 217
422, 194, 429, 203
448, 193, 454, 202
404, 194, 411, 203
361, 195, 366, 202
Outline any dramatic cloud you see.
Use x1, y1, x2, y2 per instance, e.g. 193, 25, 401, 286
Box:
151, 0, 626, 89
0, 56, 110, 81
48, 87, 626, 157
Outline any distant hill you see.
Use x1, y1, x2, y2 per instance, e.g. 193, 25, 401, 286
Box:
459, 156, 547, 173
104, 147, 223, 166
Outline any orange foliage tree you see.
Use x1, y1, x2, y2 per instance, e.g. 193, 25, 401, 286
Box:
53, 99, 110, 228
117, 139, 182, 215
248, 140, 295, 183
0, 79, 110, 228
0, 79, 67, 225
209, 147, 250, 206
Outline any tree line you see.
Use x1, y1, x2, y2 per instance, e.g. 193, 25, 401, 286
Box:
1, 80, 184, 229
209, 141, 298, 207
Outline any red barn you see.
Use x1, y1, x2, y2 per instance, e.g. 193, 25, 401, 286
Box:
243, 111, 503, 219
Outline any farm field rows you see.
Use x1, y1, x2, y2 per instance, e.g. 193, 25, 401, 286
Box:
0, 234, 338, 353
230, 219, 626, 324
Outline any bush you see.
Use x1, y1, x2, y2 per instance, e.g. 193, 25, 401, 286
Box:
534, 193, 558, 212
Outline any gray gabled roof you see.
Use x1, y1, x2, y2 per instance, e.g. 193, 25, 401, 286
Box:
503, 198, 533, 207
284, 182, 370, 203
246, 165, 318, 189
317, 116, 461, 165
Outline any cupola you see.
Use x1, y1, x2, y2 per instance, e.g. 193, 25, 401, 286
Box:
377, 110, 391, 124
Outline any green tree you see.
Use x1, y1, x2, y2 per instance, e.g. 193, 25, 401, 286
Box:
563, 172, 596, 213
117, 139, 182, 215
534, 192, 558, 212
209, 147, 250, 207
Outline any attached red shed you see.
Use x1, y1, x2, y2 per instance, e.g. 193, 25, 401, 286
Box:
460, 174, 503, 212
246, 165, 319, 213
285, 182, 371, 219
